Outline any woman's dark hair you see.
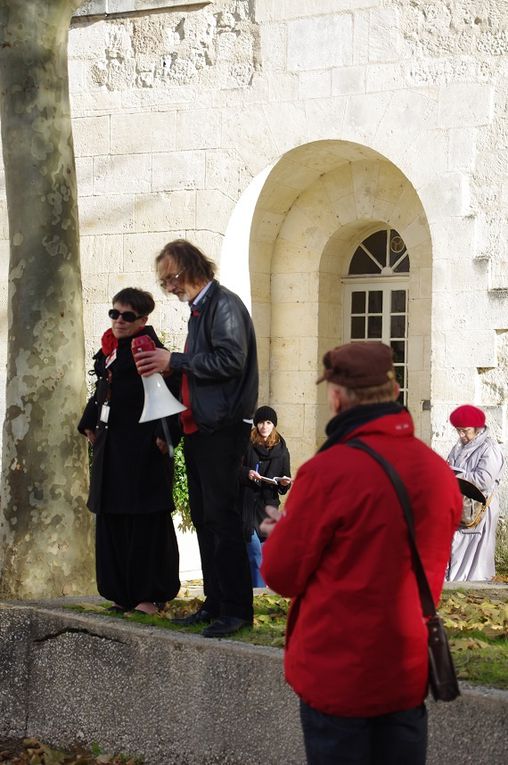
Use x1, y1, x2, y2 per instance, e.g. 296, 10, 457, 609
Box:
112, 287, 155, 316
156, 239, 216, 285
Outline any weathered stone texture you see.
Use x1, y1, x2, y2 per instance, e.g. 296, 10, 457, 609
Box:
392, 0, 508, 59
72, 1, 258, 95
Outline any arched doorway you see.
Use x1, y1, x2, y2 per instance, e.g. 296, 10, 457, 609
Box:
222, 140, 433, 468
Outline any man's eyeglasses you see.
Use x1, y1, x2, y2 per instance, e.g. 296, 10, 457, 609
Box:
159, 269, 185, 288
108, 308, 144, 323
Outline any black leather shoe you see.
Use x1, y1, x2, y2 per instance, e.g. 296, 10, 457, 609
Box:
171, 607, 213, 626
202, 616, 252, 638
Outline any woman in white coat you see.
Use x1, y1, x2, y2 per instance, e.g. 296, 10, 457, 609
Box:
446, 404, 504, 581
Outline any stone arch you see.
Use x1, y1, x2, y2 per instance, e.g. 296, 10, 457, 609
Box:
224, 140, 432, 468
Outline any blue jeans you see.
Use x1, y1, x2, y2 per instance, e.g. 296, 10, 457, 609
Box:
247, 531, 266, 587
300, 700, 427, 765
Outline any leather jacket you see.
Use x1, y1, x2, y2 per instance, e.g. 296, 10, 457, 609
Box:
170, 280, 258, 433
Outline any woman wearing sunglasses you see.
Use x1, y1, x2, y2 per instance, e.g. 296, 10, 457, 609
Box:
78, 287, 181, 614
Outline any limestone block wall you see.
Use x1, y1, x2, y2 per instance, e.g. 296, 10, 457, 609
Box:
0, 0, 506, 489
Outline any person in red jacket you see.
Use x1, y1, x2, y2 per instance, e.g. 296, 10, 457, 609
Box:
260, 342, 462, 765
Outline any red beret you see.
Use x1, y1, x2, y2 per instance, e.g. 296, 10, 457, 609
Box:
317, 342, 395, 388
449, 405, 486, 428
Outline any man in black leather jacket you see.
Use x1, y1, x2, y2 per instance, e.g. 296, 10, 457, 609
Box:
135, 239, 258, 637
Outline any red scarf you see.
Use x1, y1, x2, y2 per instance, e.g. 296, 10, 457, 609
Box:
101, 328, 118, 356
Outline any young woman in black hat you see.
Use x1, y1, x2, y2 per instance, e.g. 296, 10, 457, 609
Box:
240, 406, 291, 587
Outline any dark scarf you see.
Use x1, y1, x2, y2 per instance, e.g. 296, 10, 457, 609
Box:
251, 437, 285, 461
319, 402, 404, 453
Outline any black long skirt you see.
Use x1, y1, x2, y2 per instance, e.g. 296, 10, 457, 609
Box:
95, 511, 180, 610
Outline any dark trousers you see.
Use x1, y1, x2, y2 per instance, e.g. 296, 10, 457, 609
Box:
300, 700, 427, 765
96, 511, 180, 610
183, 421, 253, 621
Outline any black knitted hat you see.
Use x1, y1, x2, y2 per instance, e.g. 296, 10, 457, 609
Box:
253, 406, 278, 427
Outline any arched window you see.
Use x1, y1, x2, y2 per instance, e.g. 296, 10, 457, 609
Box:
349, 228, 409, 275
343, 228, 410, 404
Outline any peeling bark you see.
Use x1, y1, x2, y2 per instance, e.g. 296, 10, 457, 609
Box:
0, 0, 94, 598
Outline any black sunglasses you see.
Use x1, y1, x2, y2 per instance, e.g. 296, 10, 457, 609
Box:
108, 308, 144, 323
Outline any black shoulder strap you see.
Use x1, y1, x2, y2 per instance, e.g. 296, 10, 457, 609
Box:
346, 438, 436, 618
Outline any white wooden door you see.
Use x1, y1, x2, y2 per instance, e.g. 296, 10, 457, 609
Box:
343, 280, 408, 404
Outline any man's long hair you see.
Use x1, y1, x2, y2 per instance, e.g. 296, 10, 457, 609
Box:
156, 239, 215, 284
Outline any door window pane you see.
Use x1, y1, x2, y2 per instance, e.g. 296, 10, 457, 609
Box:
391, 290, 406, 313
351, 316, 365, 338
362, 230, 387, 263
351, 291, 366, 313
349, 248, 381, 275
395, 366, 405, 388
368, 291, 383, 313
394, 254, 409, 273
390, 315, 406, 338
367, 316, 383, 338
391, 340, 406, 363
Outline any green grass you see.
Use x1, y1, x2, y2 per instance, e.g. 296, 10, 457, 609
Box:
67, 594, 288, 647
438, 588, 508, 689
68, 587, 508, 689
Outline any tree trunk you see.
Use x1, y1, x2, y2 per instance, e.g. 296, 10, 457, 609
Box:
0, 0, 94, 598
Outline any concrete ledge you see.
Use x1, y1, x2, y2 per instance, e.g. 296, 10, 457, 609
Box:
1, 600, 507, 764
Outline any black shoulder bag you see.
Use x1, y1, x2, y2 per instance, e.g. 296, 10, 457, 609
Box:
347, 439, 460, 702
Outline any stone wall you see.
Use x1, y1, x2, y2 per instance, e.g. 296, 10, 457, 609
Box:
1, 600, 508, 764
0, 0, 507, 478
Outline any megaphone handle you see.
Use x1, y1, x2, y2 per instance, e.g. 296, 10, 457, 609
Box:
161, 417, 174, 459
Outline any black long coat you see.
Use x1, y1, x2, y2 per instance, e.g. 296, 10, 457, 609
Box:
78, 325, 180, 515
239, 435, 291, 540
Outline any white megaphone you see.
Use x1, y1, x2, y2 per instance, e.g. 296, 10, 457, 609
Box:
131, 334, 186, 424
138, 372, 186, 423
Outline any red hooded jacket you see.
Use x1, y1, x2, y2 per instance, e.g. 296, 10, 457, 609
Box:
261, 407, 462, 717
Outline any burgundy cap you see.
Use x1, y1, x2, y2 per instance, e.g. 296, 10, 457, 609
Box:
317, 342, 395, 388
449, 405, 486, 428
